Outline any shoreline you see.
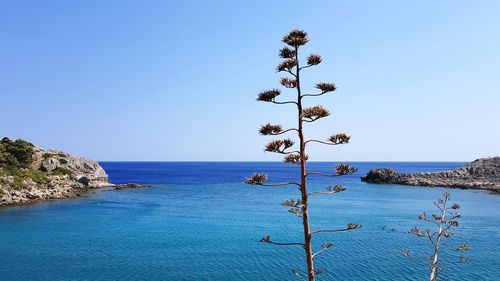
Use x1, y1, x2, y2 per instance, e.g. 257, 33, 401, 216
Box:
0, 183, 158, 208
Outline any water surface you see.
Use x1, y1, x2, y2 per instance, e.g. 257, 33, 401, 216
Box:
1, 162, 499, 280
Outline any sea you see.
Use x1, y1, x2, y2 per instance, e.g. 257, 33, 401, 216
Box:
0, 162, 499, 281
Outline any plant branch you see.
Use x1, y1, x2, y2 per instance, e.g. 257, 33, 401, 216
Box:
272, 100, 298, 106
305, 172, 347, 178
426, 230, 437, 247
304, 139, 343, 146
302, 116, 327, 123
309, 185, 346, 196
270, 128, 299, 135
260, 235, 305, 247
311, 224, 361, 235
267, 150, 301, 155
266, 241, 305, 247
299, 65, 314, 71
312, 243, 332, 259
439, 258, 470, 265
301, 91, 328, 98
308, 191, 339, 196
257, 182, 302, 188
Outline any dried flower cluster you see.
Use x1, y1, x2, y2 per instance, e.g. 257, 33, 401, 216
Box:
257, 89, 281, 102
244, 173, 268, 185
409, 226, 426, 237
456, 244, 470, 252
277, 59, 298, 72
458, 256, 472, 264
326, 185, 346, 193
280, 77, 298, 88
401, 249, 410, 257
321, 243, 333, 250
260, 235, 271, 243
281, 198, 303, 207
315, 82, 336, 93
283, 153, 308, 164
282, 29, 309, 47
282, 198, 303, 217
302, 105, 330, 122
347, 223, 362, 230
335, 164, 358, 175
307, 54, 322, 66
279, 47, 295, 59
288, 208, 303, 216
328, 133, 351, 144
259, 123, 283, 135
265, 139, 294, 153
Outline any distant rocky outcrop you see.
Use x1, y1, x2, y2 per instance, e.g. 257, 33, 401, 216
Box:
0, 138, 112, 206
361, 157, 500, 193
114, 183, 157, 190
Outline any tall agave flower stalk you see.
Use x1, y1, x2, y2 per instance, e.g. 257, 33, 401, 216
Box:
402, 192, 470, 281
244, 29, 360, 281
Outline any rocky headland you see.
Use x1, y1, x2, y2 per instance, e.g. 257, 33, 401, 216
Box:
0, 138, 154, 207
361, 157, 500, 193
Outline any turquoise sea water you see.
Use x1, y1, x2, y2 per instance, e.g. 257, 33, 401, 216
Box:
0, 162, 499, 281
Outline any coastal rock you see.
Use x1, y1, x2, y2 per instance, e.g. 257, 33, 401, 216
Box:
40, 157, 59, 172
0, 142, 112, 207
34, 149, 109, 186
361, 157, 500, 192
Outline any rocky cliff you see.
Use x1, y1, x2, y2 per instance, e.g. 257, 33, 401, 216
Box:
0, 138, 112, 206
361, 157, 500, 193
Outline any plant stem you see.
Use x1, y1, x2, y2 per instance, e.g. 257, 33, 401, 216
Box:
430, 202, 446, 281
295, 46, 315, 281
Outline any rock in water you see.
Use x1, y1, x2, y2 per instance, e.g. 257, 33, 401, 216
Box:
114, 183, 157, 190
361, 157, 500, 193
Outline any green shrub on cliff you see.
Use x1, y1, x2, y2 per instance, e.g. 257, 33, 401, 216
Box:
43, 152, 67, 160
0, 137, 35, 169
51, 167, 73, 176
18, 168, 49, 185
0, 138, 49, 189
1, 168, 49, 190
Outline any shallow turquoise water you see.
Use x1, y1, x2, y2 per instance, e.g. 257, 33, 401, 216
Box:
0, 162, 499, 280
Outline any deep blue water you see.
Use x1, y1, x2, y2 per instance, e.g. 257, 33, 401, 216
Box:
1, 162, 499, 281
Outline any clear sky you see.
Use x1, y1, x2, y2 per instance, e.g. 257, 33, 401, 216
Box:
1, 0, 499, 161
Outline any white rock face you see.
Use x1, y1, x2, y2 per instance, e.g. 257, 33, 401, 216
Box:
35, 149, 109, 186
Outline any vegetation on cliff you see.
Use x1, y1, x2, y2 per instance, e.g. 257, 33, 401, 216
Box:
0, 137, 49, 189
0, 137, 35, 168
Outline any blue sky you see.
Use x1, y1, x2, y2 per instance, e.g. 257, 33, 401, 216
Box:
1, 1, 499, 161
